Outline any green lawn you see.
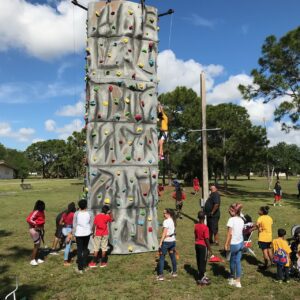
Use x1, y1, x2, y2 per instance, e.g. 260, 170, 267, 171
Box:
0, 177, 299, 300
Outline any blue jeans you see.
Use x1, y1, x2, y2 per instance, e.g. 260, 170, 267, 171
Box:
230, 242, 243, 279
62, 227, 72, 261
158, 241, 177, 275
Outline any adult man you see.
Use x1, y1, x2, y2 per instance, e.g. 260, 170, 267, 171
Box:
204, 183, 221, 245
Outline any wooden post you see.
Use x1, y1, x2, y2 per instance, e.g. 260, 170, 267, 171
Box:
201, 72, 209, 204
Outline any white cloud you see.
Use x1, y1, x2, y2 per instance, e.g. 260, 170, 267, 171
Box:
157, 50, 224, 94
267, 122, 300, 146
0, 81, 83, 104
0, 0, 92, 59
0, 122, 35, 142
32, 138, 45, 143
56, 94, 84, 117
183, 14, 216, 28
45, 119, 83, 139
45, 119, 56, 132
206, 74, 253, 105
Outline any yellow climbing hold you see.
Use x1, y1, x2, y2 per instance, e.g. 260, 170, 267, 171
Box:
136, 127, 142, 133
148, 216, 152, 221
116, 170, 121, 176
104, 198, 110, 204
138, 63, 144, 68
95, 11, 100, 17
104, 129, 109, 135
93, 156, 97, 162
85, 187, 89, 192
123, 38, 129, 44
108, 52, 112, 58
128, 140, 133, 146
103, 101, 109, 106
92, 71, 96, 75
138, 83, 144, 90
128, 246, 133, 252
128, 9, 133, 15
116, 71, 122, 77
125, 98, 130, 104
128, 196, 134, 201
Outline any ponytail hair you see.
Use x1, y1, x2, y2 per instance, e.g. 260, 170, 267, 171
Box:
67, 202, 76, 214
260, 206, 269, 215
229, 203, 243, 216
165, 208, 177, 227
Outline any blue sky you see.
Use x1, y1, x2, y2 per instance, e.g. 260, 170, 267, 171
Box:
0, 0, 299, 150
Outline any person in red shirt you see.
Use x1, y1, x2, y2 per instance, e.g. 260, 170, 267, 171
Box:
193, 177, 200, 194
89, 205, 113, 268
26, 200, 46, 266
59, 202, 76, 266
194, 211, 212, 286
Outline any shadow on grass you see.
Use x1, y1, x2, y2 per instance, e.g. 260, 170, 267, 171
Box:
257, 267, 276, 279
242, 254, 261, 266
210, 263, 230, 278
0, 230, 12, 238
180, 212, 197, 224
0, 276, 46, 300
184, 263, 198, 281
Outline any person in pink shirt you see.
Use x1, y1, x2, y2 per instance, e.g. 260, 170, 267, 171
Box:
194, 211, 212, 286
89, 205, 113, 268
60, 202, 76, 266
26, 200, 46, 266
193, 177, 200, 194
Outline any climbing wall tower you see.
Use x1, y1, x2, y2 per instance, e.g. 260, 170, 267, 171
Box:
85, 0, 159, 254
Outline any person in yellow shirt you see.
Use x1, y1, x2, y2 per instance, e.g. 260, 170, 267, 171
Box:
252, 206, 273, 269
157, 103, 168, 160
272, 228, 292, 283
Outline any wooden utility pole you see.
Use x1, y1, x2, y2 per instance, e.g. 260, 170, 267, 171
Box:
201, 72, 209, 204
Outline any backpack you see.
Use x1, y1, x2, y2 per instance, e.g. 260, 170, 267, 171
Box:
273, 247, 288, 266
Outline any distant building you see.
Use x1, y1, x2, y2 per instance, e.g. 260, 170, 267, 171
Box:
0, 161, 15, 179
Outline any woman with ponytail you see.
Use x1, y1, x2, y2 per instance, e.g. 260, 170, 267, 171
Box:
224, 203, 244, 288
157, 208, 177, 281
253, 206, 273, 269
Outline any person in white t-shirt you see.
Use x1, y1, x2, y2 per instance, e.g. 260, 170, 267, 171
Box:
70, 199, 93, 274
224, 203, 244, 288
157, 208, 177, 281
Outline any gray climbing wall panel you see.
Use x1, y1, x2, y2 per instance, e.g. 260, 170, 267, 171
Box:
85, 0, 159, 254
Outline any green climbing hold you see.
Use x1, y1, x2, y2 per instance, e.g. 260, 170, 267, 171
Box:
126, 155, 131, 161
94, 86, 100, 92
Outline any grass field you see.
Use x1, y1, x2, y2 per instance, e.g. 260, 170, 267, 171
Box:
0, 177, 300, 300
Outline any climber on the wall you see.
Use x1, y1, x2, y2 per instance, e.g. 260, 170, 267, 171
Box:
157, 102, 168, 160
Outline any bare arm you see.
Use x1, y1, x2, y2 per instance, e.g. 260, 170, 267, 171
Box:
224, 227, 232, 251
205, 238, 212, 255
159, 228, 168, 247
211, 204, 219, 216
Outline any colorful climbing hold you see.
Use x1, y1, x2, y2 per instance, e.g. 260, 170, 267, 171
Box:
149, 59, 154, 67
95, 11, 100, 17
127, 140, 133, 146
104, 198, 110, 204
148, 227, 153, 232
142, 48, 147, 53
129, 25, 133, 30
138, 63, 144, 69
138, 83, 144, 90
128, 9, 133, 15
128, 246, 133, 252
109, 85, 113, 92
125, 98, 130, 104
116, 170, 121, 176
148, 216, 152, 221
108, 52, 112, 58
114, 114, 121, 121
132, 73, 136, 80
141, 100, 145, 107
97, 194, 102, 199
136, 127, 142, 133
97, 113, 101, 119
106, 71, 110, 75
149, 17, 155, 24
104, 129, 109, 135
114, 98, 119, 105
135, 114, 142, 122
103, 101, 109, 106
94, 86, 100, 92
116, 71, 122, 77
111, 11, 115, 15
128, 196, 133, 201
126, 155, 131, 161
123, 38, 129, 44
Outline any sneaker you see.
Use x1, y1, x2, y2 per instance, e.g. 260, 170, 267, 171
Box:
279, 204, 282, 206
285, 280, 290, 283
49, 251, 59, 255
30, 259, 38, 266
37, 259, 44, 264
273, 203, 276, 206
157, 275, 164, 281
171, 272, 177, 278
75, 268, 83, 274
273, 279, 283, 284
197, 278, 210, 286
100, 263, 107, 268
234, 281, 242, 288
160, 156, 165, 160
228, 278, 235, 286
89, 262, 97, 268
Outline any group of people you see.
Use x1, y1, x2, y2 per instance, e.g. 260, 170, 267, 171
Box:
26, 181, 299, 286
27, 199, 113, 274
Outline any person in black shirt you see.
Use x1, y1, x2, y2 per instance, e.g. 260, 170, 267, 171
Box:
204, 183, 221, 245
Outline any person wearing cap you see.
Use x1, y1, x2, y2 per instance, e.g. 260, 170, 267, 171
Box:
204, 183, 221, 245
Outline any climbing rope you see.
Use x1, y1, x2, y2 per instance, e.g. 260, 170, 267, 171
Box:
168, 12, 174, 49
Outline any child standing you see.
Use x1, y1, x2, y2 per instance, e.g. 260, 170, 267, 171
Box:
194, 211, 212, 286
60, 202, 76, 266
272, 228, 292, 283
273, 181, 282, 206
26, 200, 46, 266
89, 205, 113, 268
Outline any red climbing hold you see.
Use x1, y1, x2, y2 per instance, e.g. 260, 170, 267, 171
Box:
135, 114, 142, 121
109, 85, 113, 92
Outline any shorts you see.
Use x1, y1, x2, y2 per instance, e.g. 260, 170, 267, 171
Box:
258, 241, 272, 250
159, 131, 168, 141
93, 235, 109, 252
207, 217, 219, 235
29, 228, 41, 244
176, 203, 183, 210
55, 224, 63, 239
274, 195, 281, 201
